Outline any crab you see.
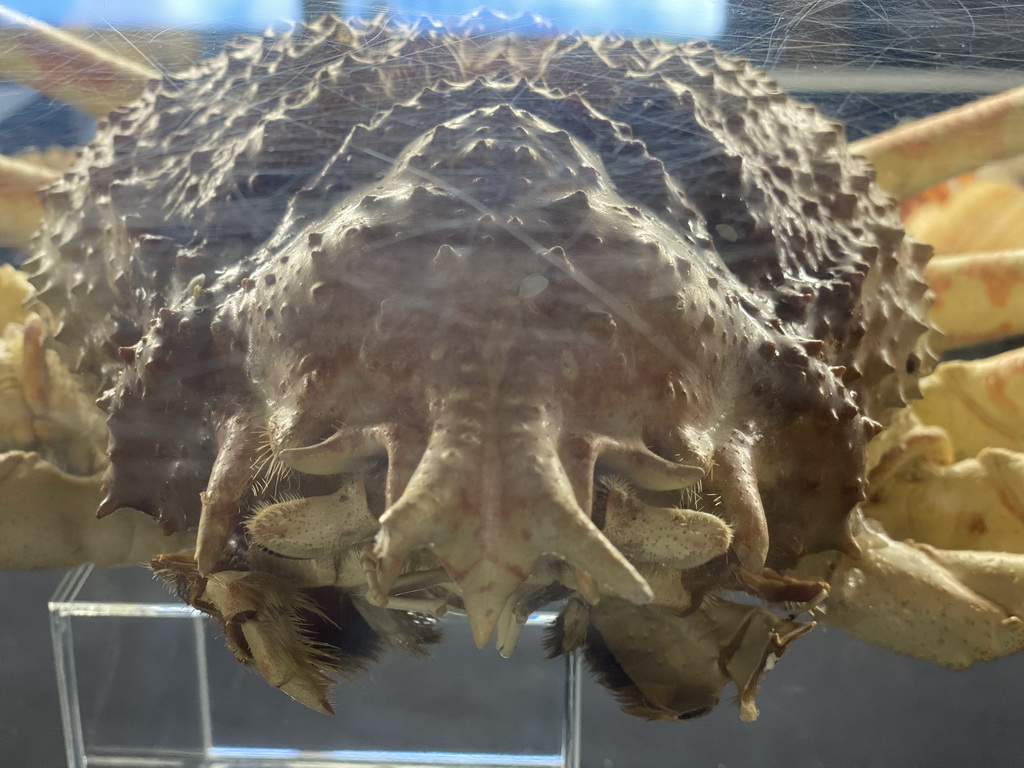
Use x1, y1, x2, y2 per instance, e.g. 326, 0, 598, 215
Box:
1, 4, 1024, 725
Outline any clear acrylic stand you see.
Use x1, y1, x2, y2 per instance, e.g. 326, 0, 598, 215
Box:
49, 564, 581, 768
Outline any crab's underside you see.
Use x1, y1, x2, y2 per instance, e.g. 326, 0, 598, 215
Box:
2, 6, 1024, 723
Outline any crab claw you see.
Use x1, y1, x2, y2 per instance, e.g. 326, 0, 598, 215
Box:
801, 522, 1024, 668
153, 553, 341, 714
547, 595, 813, 722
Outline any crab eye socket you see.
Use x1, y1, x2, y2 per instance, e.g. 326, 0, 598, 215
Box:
906, 354, 920, 374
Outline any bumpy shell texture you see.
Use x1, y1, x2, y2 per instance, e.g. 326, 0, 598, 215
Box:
25, 12, 936, 715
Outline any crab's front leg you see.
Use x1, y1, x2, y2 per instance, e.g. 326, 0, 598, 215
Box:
797, 369, 1024, 664
799, 345, 1024, 667
800, 521, 1024, 668
546, 591, 817, 723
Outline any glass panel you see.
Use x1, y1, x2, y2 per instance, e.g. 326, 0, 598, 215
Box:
50, 565, 580, 768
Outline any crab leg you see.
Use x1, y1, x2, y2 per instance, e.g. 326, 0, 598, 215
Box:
0, 153, 59, 248
196, 411, 260, 574
923, 249, 1024, 349
0, 5, 158, 118
802, 523, 1024, 669
0, 451, 192, 569
0, 262, 183, 569
851, 83, 1024, 200
246, 476, 380, 558
902, 175, 1024, 254
860, 347, 1024, 553
867, 444, 1024, 554
600, 477, 733, 570
0, 6, 161, 249
806, 338, 1024, 668
907, 346, 1024, 456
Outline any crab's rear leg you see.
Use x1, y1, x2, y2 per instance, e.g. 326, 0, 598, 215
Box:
0, 266, 191, 569
0, 5, 160, 247
0, 450, 193, 569
851, 83, 1024, 201
920, 248, 1024, 349
0, 5, 157, 118
902, 176, 1024, 349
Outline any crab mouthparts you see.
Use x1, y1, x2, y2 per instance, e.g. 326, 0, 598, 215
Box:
276, 389, 681, 648
193, 329, 730, 649
377, 402, 661, 647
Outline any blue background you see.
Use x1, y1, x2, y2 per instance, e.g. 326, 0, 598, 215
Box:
6, 0, 725, 37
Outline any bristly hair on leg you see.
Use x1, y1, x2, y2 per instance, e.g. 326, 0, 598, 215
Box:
250, 423, 293, 497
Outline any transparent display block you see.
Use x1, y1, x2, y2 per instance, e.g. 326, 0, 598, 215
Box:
49, 565, 580, 768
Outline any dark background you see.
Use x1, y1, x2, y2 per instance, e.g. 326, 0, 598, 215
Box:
6, 566, 1024, 767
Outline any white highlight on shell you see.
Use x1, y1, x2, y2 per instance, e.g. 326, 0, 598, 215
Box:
518, 273, 549, 298
715, 223, 739, 241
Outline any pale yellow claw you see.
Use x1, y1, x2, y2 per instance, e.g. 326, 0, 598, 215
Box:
804, 523, 1024, 670
811, 344, 1024, 668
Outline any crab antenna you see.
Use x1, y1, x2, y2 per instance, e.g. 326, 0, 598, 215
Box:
0, 4, 160, 118
852, 83, 1024, 201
